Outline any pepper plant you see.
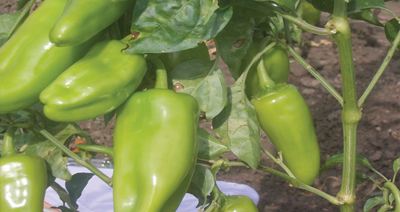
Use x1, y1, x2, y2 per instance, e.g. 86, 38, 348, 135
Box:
0, 0, 399, 211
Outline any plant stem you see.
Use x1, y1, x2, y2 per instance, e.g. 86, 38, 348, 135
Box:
283, 19, 293, 46
257, 57, 276, 90
285, 41, 344, 106
271, 9, 331, 35
377, 188, 392, 212
330, 0, 362, 211
0, 122, 33, 129
225, 161, 340, 205
260, 147, 295, 178
358, 29, 400, 107
239, 41, 276, 92
257, 165, 341, 205
384, 182, 400, 212
146, 57, 168, 89
33, 125, 113, 187
1, 127, 17, 156
77, 144, 114, 158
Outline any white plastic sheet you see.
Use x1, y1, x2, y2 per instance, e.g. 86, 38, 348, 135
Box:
45, 166, 259, 212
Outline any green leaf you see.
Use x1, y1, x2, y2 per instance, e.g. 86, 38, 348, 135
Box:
103, 110, 116, 126
197, 127, 229, 160
125, 0, 233, 53
389, 193, 394, 204
17, 0, 30, 10
319, 153, 374, 176
356, 154, 374, 169
187, 165, 214, 207
24, 123, 92, 180
0, 12, 20, 46
352, 0, 386, 10
212, 78, 261, 169
169, 58, 227, 120
66, 173, 94, 209
214, 15, 255, 79
385, 18, 400, 49
254, 0, 297, 11
393, 158, 400, 179
309, 0, 395, 18
51, 182, 79, 212
356, 170, 369, 184
231, 0, 277, 18
363, 196, 385, 212
269, 15, 302, 44
14, 130, 33, 151
348, 9, 383, 27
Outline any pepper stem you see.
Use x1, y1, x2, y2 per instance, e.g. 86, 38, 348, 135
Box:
257, 57, 276, 91
1, 127, 17, 156
147, 57, 168, 89
77, 144, 114, 158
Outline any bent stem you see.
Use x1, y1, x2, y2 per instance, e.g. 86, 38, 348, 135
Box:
260, 147, 295, 178
268, 3, 332, 36
77, 144, 114, 158
238, 41, 277, 92
33, 125, 112, 187
1, 127, 17, 156
384, 182, 400, 212
146, 56, 168, 89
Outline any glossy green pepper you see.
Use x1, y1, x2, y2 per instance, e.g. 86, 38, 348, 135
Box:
214, 195, 259, 212
0, 127, 48, 212
49, 0, 136, 46
0, 0, 103, 114
113, 62, 199, 211
251, 84, 320, 185
113, 89, 199, 211
40, 40, 147, 122
301, 1, 321, 26
160, 161, 196, 211
239, 42, 290, 99
158, 42, 210, 72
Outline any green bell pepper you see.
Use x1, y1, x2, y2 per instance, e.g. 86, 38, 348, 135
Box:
112, 59, 199, 211
40, 40, 147, 122
214, 195, 259, 212
0, 127, 48, 212
239, 41, 290, 99
301, 1, 321, 26
49, 0, 136, 47
251, 84, 320, 185
0, 0, 103, 114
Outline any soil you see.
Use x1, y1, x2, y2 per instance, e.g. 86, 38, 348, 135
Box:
1, 1, 400, 211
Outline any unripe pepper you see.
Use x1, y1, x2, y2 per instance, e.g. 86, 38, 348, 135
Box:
251, 84, 320, 185
40, 40, 147, 122
0, 0, 103, 114
213, 195, 259, 212
0, 127, 48, 212
112, 58, 199, 211
301, 1, 321, 26
49, 0, 136, 46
